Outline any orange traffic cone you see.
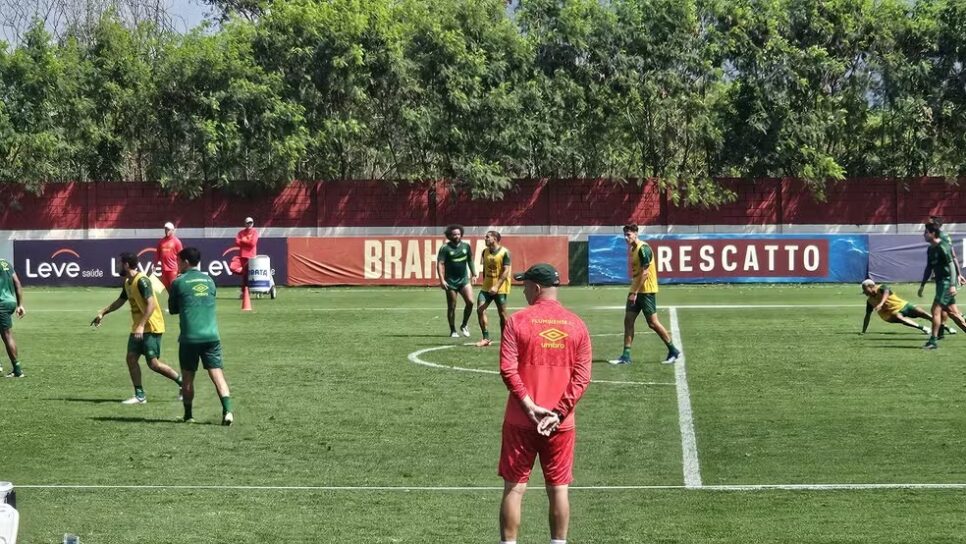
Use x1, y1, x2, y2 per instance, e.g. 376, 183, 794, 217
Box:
241, 286, 252, 311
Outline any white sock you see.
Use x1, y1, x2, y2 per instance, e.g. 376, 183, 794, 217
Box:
551, 540, 567, 544
500, 541, 516, 544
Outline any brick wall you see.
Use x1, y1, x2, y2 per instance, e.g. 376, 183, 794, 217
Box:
0, 178, 960, 230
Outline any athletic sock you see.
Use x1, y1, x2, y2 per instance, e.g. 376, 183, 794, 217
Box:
500, 541, 516, 544
183, 403, 193, 421
220, 395, 233, 414
174, 373, 183, 386
550, 540, 567, 544
11, 360, 22, 375
134, 386, 145, 399
482, 329, 490, 340
621, 346, 631, 359
461, 304, 474, 328
665, 341, 678, 352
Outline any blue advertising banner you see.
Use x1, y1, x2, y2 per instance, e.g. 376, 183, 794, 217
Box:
13, 238, 288, 287
868, 234, 964, 282
589, 234, 869, 284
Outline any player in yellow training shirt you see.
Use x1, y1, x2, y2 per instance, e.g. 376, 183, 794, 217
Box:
861, 279, 932, 334
610, 224, 680, 365
91, 252, 183, 404
475, 230, 511, 347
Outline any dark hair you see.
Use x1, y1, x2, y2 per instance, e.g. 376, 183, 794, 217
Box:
445, 224, 464, 238
178, 247, 202, 266
486, 230, 501, 242
119, 252, 138, 269
925, 222, 942, 236
623, 224, 639, 233
929, 216, 944, 228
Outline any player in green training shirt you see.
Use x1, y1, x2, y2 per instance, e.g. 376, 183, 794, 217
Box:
437, 224, 477, 338
0, 258, 26, 378
169, 247, 234, 425
918, 223, 966, 350
921, 216, 965, 338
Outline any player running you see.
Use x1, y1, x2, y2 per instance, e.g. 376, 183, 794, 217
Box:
169, 247, 234, 425
0, 258, 26, 378
91, 252, 183, 404
860, 279, 931, 335
918, 223, 966, 349
928, 216, 965, 285
610, 224, 680, 365
475, 230, 511, 347
437, 224, 476, 338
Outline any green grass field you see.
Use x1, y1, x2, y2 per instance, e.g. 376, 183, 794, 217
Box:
3, 284, 966, 543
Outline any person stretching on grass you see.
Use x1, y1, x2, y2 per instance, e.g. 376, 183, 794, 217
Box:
860, 279, 931, 335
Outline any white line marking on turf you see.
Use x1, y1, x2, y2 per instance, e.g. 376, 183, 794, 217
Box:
408, 345, 674, 386
593, 304, 862, 311
670, 307, 702, 488
15, 483, 966, 492
23, 304, 864, 313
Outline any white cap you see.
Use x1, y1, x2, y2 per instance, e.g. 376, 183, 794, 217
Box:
244, 217, 254, 224
861, 279, 875, 288
163, 222, 175, 230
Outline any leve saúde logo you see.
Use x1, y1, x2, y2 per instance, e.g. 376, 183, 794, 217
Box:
24, 248, 84, 278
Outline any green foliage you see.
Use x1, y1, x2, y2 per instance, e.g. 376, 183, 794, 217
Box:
1, 0, 966, 201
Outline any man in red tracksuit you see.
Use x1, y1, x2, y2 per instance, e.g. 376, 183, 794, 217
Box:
234, 217, 259, 289
498, 263, 592, 544
156, 222, 183, 290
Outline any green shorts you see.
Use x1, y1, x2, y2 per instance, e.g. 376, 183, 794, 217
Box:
0, 309, 13, 331
179, 341, 224, 372
128, 333, 162, 360
899, 303, 918, 318
444, 278, 469, 291
477, 291, 507, 306
626, 293, 657, 317
935, 281, 957, 308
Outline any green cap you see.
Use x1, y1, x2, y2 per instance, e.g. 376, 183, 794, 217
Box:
514, 263, 560, 286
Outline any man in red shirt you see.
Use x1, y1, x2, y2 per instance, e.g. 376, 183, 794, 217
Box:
234, 217, 259, 288
498, 263, 592, 544
156, 222, 183, 290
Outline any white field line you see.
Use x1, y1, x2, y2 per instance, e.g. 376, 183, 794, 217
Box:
670, 307, 702, 488
25, 303, 865, 313
594, 304, 863, 311
14, 483, 966, 492
407, 345, 674, 387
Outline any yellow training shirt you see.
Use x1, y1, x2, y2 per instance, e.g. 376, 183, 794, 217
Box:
481, 246, 511, 295
123, 272, 165, 334
630, 240, 658, 294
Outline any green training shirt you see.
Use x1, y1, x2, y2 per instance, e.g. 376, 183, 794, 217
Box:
437, 241, 474, 283
169, 269, 220, 344
928, 241, 956, 283
0, 260, 17, 312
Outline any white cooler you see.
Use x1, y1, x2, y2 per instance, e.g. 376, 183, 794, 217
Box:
246, 255, 277, 299
0, 504, 18, 544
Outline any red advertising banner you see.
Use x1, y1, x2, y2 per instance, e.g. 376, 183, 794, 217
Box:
651, 239, 830, 278
288, 236, 570, 286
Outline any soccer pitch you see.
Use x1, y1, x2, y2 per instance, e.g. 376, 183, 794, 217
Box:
4, 284, 966, 543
